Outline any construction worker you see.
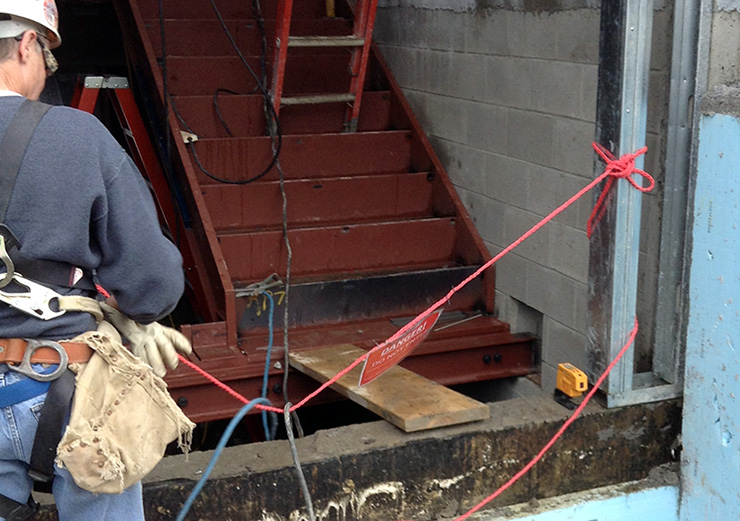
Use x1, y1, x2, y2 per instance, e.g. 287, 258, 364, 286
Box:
0, 1, 192, 519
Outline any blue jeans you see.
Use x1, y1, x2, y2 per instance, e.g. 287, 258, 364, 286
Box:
0, 367, 144, 521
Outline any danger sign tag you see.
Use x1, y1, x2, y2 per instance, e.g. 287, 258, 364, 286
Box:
358, 309, 443, 387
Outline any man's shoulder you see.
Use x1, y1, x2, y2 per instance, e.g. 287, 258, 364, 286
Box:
44, 104, 106, 130
40, 104, 123, 156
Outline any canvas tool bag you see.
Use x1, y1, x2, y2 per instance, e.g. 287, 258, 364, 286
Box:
55, 331, 195, 494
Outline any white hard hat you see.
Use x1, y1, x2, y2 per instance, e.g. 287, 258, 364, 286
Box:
0, 0, 61, 49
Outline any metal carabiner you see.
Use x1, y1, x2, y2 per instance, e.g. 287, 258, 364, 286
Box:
7, 339, 68, 382
0, 235, 16, 289
0, 274, 66, 321
235, 273, 283, 298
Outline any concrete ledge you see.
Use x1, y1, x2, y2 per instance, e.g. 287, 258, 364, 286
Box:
37, 395, 681, 520
475, 464, 679, 521
701, 84, 740, 117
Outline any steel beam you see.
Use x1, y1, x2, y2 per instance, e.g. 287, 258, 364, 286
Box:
588, 0, 654, 406
653, 0, 700, 385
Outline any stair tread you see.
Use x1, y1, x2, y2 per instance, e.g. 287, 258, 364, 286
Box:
162, 55, 366, 97
237, 314, 518, 353
138, 0, 345, 22
281, 93, 356, 105
217, 217, 461, 282
215, 216, 448, 236
146, 18, 354, 58
197, 128, 409, 142
202, 172, 439, 232
199, 168, 426, 185
216, 215, 453, 236
287, 36, 364, 47
235, 263, 476, 286
170, 91, 395, 136
191, 130, 414, 182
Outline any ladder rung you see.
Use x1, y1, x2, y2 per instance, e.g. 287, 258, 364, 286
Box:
287, 36, 365, 48
281, 94, 356, 106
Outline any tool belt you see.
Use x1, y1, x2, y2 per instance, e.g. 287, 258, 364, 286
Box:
0, 339, 93, 365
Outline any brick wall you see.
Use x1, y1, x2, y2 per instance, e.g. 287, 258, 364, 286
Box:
374, 2, 672, 391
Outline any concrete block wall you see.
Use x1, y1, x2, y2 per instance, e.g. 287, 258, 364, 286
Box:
374, 1, 672, 391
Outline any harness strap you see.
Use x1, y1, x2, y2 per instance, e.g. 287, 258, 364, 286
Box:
0, 100, 51, 222
0, 100, 95, 291
0, 378, 50, 408
58, 295, 104, 323
0, 494, 38, 521
0, 223, 96, 293
28, 369, 76, 484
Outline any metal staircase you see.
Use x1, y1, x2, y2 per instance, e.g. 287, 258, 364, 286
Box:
114, 0, 536, 424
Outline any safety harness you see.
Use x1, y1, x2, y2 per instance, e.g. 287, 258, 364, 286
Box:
0, 100, 100, 520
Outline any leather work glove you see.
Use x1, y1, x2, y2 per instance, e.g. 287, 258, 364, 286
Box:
100, 303, 192, 377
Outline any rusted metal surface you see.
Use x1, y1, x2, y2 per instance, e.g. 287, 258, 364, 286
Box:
113, 0, 535, 424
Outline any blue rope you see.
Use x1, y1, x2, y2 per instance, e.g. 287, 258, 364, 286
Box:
175, 397, 273, 521
261, 291, 275, 440
176, 292, 276, 520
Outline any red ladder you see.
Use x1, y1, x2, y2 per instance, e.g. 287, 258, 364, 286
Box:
270, 0, 379, 132
70, 76, 216, 321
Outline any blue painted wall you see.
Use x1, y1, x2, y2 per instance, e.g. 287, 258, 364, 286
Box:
679, 112, 740, 520
488, 486, 678, 521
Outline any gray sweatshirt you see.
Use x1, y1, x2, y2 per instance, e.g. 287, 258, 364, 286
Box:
0, 95, 184, 339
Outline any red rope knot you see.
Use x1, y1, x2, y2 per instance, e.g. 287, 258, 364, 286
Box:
587, 142, 654, 238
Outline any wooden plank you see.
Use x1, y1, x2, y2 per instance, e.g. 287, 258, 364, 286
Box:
289, 344, 490, 432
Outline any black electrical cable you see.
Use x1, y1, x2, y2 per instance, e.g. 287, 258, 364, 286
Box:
202, 0, 283, 185
285, 403, 315, 521
213, 88, 240, 137
156, 0, 282, 185
253, 0, 268, 87
169, 94, 274, 186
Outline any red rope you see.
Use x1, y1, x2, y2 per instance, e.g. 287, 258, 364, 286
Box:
177, 143, 653, 416
586, 143, 653, 238
171, 143, 652, 518
178, 318, 639, 521
176, 355, 277, 410
286, 165, 612, 411
95, 284, 111, 299
453, 318, 639, 521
